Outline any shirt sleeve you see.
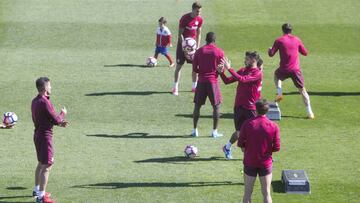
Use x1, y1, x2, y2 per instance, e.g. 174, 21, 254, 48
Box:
220, 72, 236, 84
198, 17, 203, 29
179, 16, 186, 29
228, 68, 262, 83
44, 101, 64, 125
298, 39, 308, 56
272, 124, 281, 152
237, 122, 247, 148
268, 40, 279, 57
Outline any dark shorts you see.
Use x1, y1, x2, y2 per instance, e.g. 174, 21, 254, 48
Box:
244, 165, 272, 177
34, 135, 54, 166
234, 106, 256, 131
155, 46, 169, 55
275, 68, 305, 89
194, 82, 222, 106
176, 41, 192, 65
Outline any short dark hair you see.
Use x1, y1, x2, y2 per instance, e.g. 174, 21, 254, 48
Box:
192, 2, 202, 9
36, 77, 50, 92
282, 23, 292, 34
256, 99, 270, 115
257, 58, 263, 67
245, 51, 260, 61
206, 32, 216, 44
158, 17, 167, 24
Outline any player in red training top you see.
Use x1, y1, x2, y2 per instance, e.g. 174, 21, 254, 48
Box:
31, 77, 68, 203
192, 32, 224, 138
238, 100, 280, 203
217, 51, 263, 159
268, 23, 314, 119
154, 17, 174, 67
172, 2, 203, 96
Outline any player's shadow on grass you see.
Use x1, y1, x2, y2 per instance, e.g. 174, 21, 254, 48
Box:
73, 181, 243, 189
175, 113, 233, 119
281, 115, 308, 119
284, 91, 360, 97
0, 195, 33, 203
86, 133, 202, 139
104, 64, 149, 68
134, 156, 241, 164
271, 180, 285, 193
6, 186, 27, 190
85, 91, 172, 96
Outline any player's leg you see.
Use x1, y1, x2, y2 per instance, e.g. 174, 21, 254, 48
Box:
192, 71, 198, 92
192, 104, 201, 137
259, 172, 273, 203
208, 82, 223, 138
165, 53, 174, 67
274, 69, 283, 102
173, 42, 186, 95
192, 82, 207, 137
33, 162, 41, 197
243, 169, 257, 203
292, 71, 314, 118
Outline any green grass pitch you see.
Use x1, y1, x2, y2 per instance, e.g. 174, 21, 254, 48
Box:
0, 0, 360, 202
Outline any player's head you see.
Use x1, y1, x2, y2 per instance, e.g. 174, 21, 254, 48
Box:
36, 77, 51, 95
205, 32, 216, 44
244, 51, 260, 68
256, 99, 269, 115
158, 17, 167, 27
282, 23, 292, 34
192, 2, 202, 16
257, 58, 264, 70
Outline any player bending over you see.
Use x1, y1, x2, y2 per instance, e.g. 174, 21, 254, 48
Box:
192, 32, 224, 138
217, 51, 263, 159
154, 17, 174, 67
172, 2, 203, 95
32, 77, 68, 203
268, 23, 314, 119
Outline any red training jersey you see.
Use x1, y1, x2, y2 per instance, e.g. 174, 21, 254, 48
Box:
31, 95, 65, 138
220, 67, 262, 110
193, 43, 224, 83
268, 34, 308, 71
156, 26, 172, 47
179, 13, 203, 39
238, 115, 280, 168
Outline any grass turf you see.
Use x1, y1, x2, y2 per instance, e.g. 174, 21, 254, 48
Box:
0, 0, 359, 202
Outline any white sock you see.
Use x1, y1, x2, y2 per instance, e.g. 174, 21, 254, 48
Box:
192, 82, 197, 89
212, 129, 218, 134
174, 82, 179, 89
225, 141, 232, 150
277, 87, 282, 96
306, 105, 313, 115
34, 185, 40, 192
39, 191, 45, 198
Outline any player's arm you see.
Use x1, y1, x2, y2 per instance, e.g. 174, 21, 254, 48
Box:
169, 34, 172, 47
196, 27, 201, 49
268, 40, 279, 57
272, 125, 281, 152
221, 57, 262, 83
219, 72, 236, 84
44, 102, 67, 127
192, 51, 199, 73
237, 123, 247, 149
299, 40, 308, 56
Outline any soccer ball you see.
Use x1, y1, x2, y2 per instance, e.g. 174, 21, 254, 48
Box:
2, 112, 18, 127
184, 145, 198, 159
146, 57, 157, 67
182, 38, 197, 60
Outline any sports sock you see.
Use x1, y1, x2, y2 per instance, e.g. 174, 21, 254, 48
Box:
192, 82, 197, 89
212, 129, 218, 134
34, 185, 40, 192
173, 82, 178, 90
225, 141, 232, 150
38, 191, 45, 198
306, 105, 313, 115
277, 87, 282, 96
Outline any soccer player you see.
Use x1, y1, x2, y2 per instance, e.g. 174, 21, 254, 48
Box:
238, 100, 280, 203
154, 17, 174, 67
217, 51, 263, 159
192, 32, 224, 138
32, 77, 68, 203
172, 2, 203, 96
268, 23, 314, 119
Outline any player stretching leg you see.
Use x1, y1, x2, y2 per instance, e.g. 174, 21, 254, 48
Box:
32, 77, 68, 203
173, 2, 203, 95
192, 32, 224, 138
154, 17, 174, 67
218, 52, 263, 159
268, 23, 314, 119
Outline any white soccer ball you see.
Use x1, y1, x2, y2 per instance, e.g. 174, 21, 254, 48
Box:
184, 145, 198, 159
2, 112, 18, 127
182, 38, 197, 60
146, 57, 157, 67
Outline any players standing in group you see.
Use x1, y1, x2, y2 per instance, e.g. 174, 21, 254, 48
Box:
172, 2, 203, 96
31, 77, 68, 203
268, 23, 314, 119
154, 17, 174, 67
192, 32, 224, 138
217, 51, 263, 159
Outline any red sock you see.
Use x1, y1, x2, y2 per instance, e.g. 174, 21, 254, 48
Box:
154, 53, 159, 59
165, 54, 173, 65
